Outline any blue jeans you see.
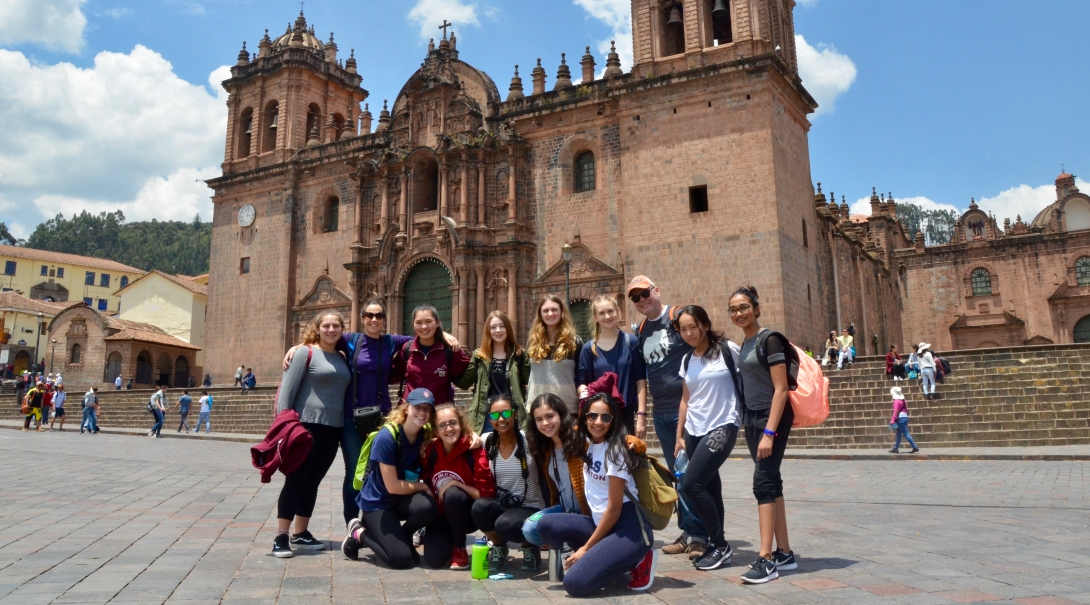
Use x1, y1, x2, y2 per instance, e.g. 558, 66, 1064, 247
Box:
197, 411, 211, 432
653, 412, 707, 541
921, 368, 936, 394
536, 503, 650, 598
522, 504, 565, 546
895, 417, 918, 450
341, 423, 364, 526
151, 408, 164, 436
82, 407, 97, 432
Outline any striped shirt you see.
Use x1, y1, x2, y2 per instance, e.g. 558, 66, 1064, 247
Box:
485, 431, 546, 510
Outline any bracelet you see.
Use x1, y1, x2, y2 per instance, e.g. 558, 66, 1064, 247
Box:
762, 428, 777, 437
636, 412, 647, 416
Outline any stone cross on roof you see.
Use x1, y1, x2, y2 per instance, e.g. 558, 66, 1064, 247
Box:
439, 20, 451, 39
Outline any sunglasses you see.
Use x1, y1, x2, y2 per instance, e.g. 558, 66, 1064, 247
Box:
488, 409, 515, 421
628, 289, 652, 304
436, 420, 459, 431
363, 312, 386, 320
585, 412, 614, 424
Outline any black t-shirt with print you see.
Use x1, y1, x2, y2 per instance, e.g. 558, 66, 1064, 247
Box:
637, 306, 693, 415
487, 357, 510, 397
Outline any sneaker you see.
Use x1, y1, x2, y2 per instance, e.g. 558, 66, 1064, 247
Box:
627, 549, 659, 591
694, 543, 733, 570
740, 557, 778, 584
910, 447, 919, 453
687, 540, 708, 561
413, 528, 425, 548
290, 530, 325, 550
773, 549, 797, 571
341, 519, 362, 561
273, 533, 293, 558
889, 448, 899, 454
450, 547, 470, 570
661, 533, 689, 555
521, 545, 541, 571
488, 544, 508, 573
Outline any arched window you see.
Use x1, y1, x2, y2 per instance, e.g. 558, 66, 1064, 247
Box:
305, 103, 322, 144
706, 0, 732, 46
333, 113, 347, 140
324, 196, 340, 232
237, 107, 253, 158
262, 101, 279, 152
135, 351, 153, 384
1076, 256, 1090, 286
970, 268, 992, 296
69, 344, 81, 364
574, 151, 596, 193
658, 2, 685, 57
120, 276, 129, 288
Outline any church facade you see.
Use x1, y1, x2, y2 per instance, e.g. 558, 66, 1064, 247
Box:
205, 1, 906, 381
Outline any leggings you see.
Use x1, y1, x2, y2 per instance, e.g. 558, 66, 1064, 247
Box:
470, 499, 538, 545
681, 423, 739, 548
536, 502, 651, 598
277, 423, 342, 520
743, 404, 793, 505
423, 487, 478, 567
921, 368, 937, 394
361, 491, 438, 569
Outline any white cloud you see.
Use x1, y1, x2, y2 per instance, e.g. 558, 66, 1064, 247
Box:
0, 0, 86, 53
850, 195, 960, 218
0, 46, 228, 226
101, 8, 132, 19
574, 0, 632, 78
408, 0, 479, 40
978, 178, 1090, 225
795, 34, 856, 116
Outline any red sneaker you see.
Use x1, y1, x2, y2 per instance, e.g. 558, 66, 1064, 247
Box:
627, 549, 658, 591
450, 546, 470, 570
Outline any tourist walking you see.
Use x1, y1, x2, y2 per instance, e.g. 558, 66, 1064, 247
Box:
81, 387, 99, 434
628, 275, 708, 560
171, 389, 193, 433
729, 286, 798, 584
886, 345, 905, 380
674, 305, 743, 571
40, 383, 54, 430
578, 295, 648, 436
115, 374, 122, 390
918, 343, 938, 399
49, 385, 67, 431
455, 310, 530, 434
393, 305, 471, 405
888, 386, 919, 454
197, 391, 213, 433
534, 393, 656, 596
148, 386, 167, 438
342, 388, 439, 568
836, 328, 854, 369
272, 311, 352, 558
234, 365, 244, 387
22, 380, 45, 431
526, 295, 583, 415
470, 394, 547, 572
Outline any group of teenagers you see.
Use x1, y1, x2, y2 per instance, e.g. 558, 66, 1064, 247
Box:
269, 275, 799, 596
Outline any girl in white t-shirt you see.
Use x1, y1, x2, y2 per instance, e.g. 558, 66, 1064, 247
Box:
534, 393, 656, 596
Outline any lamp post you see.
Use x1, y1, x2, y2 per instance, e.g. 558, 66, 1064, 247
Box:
561, 243, 573, 308
34, 312, 43, 375
50, 338, 57, 374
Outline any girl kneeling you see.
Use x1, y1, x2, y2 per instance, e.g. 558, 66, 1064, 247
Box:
536, 394, 656, 597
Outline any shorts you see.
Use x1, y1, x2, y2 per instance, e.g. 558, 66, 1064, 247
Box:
54, 408, 66, 417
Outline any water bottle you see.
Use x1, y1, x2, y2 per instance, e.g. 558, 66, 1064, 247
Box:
471, 538, 490, 579
674, 449, 689, 481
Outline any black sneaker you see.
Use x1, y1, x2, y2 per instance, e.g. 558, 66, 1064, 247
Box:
273, 533, 293, 558
773, 549, 797, 571
488, 544, 508, 572
521, 545, 541, 571
290, 530, 324, 550
910, 447, 919, 453
693, 543, 733, 570
741, 557, 778, 584
341, 519, 362, 561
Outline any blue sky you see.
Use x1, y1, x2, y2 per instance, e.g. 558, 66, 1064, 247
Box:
1, 0, 1088, 238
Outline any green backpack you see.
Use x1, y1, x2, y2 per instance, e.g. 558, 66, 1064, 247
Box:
352, 422, 402, 491
626, 454, 678, 544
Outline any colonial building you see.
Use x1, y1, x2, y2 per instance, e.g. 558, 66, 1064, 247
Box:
0, 292, 80, 375
205, 2, 904, 380
0, 244, 145, 312
116, 270, 208, 367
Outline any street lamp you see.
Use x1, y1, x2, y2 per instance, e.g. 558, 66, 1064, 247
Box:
561, 243, 573, 308
34, 312, 43, 375
50, 338, 57, 374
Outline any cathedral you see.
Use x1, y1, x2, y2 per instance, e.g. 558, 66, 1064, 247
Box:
204, 1, 906, 381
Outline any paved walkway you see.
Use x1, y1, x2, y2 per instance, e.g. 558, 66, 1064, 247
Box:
0, 430, 1087, 604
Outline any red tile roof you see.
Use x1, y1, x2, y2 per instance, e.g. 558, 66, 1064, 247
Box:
0, 291, 81, 316
0, 244, 145, 274
104, 328, 201, 350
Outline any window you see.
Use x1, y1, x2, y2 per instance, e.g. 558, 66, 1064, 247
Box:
4, 261, 15, 276
970, 268, 992, 296
802, 219, 809, 248
57, 267, 64, 278
707, 0, 733, 46
659, 2, 685, 57
574, 152, 596, 193
120, 276, 128, 287
238, 107, 253, 158
70, 344, 81, 364
263, 101, 279, 152
100, 274, 110, 288
83, 297, 92, 306
41, 265, 48, 276
324, 197, 340, 232
1076, 257, 1090, 286
85, 271, 95, 285
689, 185, 709, 213
97, 299, 108, 311
240, 257, 251, 275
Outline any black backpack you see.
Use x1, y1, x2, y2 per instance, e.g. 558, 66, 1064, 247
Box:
681, 340, 745, 402
396, 340, 455, 400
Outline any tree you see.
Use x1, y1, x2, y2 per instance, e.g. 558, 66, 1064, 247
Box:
0, 222, 21, 246
898, 203, 960, 245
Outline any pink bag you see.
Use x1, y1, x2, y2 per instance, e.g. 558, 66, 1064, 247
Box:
788, 343, 830, 428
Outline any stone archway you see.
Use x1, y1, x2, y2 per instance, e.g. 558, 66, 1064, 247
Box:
1075, 315, 1090, 344
401, 259, 453, 335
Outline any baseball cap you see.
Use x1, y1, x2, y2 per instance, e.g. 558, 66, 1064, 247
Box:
406, 388, 436, 406
627, 275, 654, 294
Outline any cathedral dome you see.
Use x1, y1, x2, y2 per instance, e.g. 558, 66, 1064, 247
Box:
272, 11, 325, 52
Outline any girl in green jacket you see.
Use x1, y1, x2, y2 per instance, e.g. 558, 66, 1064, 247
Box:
456, 311, 531, 434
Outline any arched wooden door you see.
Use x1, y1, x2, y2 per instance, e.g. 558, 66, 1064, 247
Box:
1075, 315, 1090, 344
14, 351, 29, 375
402, 260, 453, 335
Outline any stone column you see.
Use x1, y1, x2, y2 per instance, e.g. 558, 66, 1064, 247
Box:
439, 161, 448, 228
459, 155, 469, 225
507, 151, 517, 224
349, 277, 359, 333
354, 178, 364, 245
457, 270, 468, 345
476, 268, 486, 349
398, 172, 407, 233
507, 264, 518, 335
379, 172, 389, 231
477, 158, 486, 226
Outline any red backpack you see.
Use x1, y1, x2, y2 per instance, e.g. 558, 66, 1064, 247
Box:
755, 330, 829, 428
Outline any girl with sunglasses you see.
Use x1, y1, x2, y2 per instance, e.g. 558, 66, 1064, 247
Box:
534, 393, 656, 596
470, 394, 547, 572
455, 311, 531, 434
526, 295, 583, 415
577, 295, 648, 437
420, 404, 495, 570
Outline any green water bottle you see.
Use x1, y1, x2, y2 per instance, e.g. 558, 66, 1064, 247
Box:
471, 538, 490, 579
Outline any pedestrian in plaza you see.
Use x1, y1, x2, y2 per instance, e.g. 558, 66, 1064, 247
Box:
418, 403, 495, 570
55, 372, 62, 386
674, 305, 743, 571
241, 368, 256, 393
471, 393, 547, 572
836, 327, 854, 369
197, 391, 213, 433
535, 393, 656, 596
344, 388, 439, 569
148, 385, 166, 438
526, 294, 583, 416
888, 386, 919, 454
14, 373, 26, 406
234, 365, 244, 387
272, 310, 352, 558
22, 380, 45, 431
917, 342, 938, 400
392, 304, 471, 405
729, 286, 798, 584
115, 374, 122, 390
40, 383, 54, 429
628, 275, 708, 560
455, 310, 530, 434
171, 389, 193, 433
822, 331, 839, 367
126, 375, 133, 390
886, 344, 906, 381
49, 385, 67, 431
578, 295, 648, 437
202, 373, 213, 387
81, 387, 99, 434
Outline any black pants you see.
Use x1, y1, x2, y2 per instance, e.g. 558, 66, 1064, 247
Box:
621, 403, 636, 436
423, 486, 478, 568
681, 424, 739, 548
361, 491, 438, 569
470, 498, 538, 545
743, 404, 794, 505
277, 423, 342, 520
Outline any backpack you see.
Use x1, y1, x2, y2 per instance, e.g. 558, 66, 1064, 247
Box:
636, 305, 682, 335
273, 346, 312, 413
938, 357, 952, 375
626, 454, 678, 544
353, 422, 402, 491
755, 330, 829, 428
395, 339, 455, 401
682, 341, 744, 403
